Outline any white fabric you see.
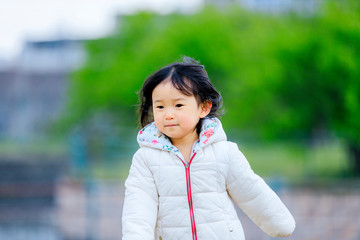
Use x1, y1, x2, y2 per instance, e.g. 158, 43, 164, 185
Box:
122, 118, 295, 240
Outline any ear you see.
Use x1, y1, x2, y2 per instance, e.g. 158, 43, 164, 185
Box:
199, 100, 212, 118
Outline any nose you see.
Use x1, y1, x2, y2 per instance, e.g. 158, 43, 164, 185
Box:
164, 109, 174, 120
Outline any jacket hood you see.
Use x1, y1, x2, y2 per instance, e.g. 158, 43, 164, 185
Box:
137, 117, 226, 159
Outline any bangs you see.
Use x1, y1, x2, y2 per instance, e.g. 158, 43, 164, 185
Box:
170, 69, 197, 97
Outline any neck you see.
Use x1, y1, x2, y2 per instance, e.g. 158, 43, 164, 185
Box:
171, 131, 198, 148
171, 130, 199, 161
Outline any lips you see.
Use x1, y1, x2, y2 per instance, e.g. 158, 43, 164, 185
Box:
165, 124, 178, 127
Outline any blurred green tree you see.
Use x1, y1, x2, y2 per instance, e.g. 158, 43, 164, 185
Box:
66, 6, 281, 127
259, 1, 360, 172
65, 1, 360, 173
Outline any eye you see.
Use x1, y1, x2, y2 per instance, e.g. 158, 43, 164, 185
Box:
156, 106, 164, 109
176, 104, 183, 108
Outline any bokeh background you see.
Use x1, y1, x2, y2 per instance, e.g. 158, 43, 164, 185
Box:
1, 0, 360, 239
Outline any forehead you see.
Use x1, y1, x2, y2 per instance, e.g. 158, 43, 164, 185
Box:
152, 79, 194, 101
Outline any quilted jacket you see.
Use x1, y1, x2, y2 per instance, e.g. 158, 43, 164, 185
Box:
122, 118, 295, 240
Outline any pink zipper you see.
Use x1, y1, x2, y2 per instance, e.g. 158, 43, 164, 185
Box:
179, 153, 197, 240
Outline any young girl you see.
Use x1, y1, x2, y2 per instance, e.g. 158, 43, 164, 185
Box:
122, 57, 295, 240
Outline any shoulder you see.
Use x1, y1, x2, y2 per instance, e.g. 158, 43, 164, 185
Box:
134, 146, 161, 157
212, 140, 242, 154
226, 141, 246, 157
210, 140, 246, 162
132, 146, 164, 166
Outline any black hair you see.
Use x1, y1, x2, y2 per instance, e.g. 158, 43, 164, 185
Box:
139, 56, 223, 134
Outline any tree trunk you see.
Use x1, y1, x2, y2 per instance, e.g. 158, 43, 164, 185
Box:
348, 143, 360, 175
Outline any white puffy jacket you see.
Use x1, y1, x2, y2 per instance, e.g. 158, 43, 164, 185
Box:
122, 118, 295, 240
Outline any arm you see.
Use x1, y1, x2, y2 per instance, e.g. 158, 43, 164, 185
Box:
226, 142, 295, 237
122, 149, 158, 240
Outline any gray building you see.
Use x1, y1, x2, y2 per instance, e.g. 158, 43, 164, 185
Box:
206, 0, 320, 14
0, 39, 86, 140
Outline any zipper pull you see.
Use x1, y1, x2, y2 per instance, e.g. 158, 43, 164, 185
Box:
185, 162, 189, 169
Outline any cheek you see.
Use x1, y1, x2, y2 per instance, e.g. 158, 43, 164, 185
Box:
153, 111, 163, 124
153, 111, 159, 121
179, 113, 197, 126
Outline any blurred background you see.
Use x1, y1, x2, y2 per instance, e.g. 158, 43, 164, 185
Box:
1, 0, 360, 239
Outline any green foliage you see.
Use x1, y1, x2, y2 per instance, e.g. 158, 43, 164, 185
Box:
66, 1, 360, 149
66, 6, 277, 128
262, 1, 360, 144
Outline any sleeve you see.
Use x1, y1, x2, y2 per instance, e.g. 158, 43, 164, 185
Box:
226, 142, 295, 237
122, 149, 159, 240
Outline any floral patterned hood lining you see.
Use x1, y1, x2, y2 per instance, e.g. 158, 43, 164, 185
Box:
137, 117, 227, 160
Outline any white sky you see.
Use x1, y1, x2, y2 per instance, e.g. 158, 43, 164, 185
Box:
0, 0, 203, 61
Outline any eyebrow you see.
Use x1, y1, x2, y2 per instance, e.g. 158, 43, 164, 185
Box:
153, 97, 186, 103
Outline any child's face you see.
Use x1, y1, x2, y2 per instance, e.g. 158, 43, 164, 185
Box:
152, 79, 210, 144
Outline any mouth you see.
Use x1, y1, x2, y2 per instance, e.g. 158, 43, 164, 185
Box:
165, 124, 178, 127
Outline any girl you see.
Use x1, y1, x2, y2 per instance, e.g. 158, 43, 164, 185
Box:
122, 57, 295, 240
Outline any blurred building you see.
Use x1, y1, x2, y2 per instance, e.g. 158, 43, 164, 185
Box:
207, 0, 319, 13
0, 39, 86, 140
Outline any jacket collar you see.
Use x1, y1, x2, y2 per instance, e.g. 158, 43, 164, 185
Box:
137, 117, 226, 159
